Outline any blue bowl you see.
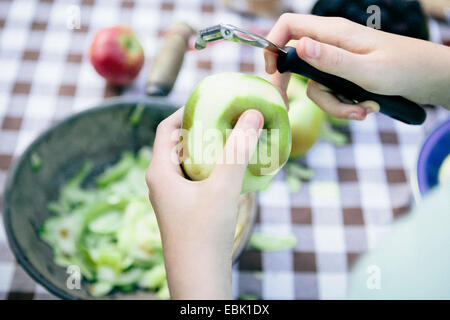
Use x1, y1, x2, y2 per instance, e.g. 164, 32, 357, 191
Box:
414, 119, 450, 200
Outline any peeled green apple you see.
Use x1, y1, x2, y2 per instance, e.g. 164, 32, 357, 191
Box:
180, 72, 291, 193
287, 75, 325, 158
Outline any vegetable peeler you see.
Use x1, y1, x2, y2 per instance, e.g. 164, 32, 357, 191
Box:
195, 24, 427, 125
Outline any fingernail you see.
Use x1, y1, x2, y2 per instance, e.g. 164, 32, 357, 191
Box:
240, 110, 263, 130
349, 113, 364, 121
304, 39, 321, 58
360, 101, 380, 114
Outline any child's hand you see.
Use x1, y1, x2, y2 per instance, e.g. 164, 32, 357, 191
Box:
265, 14, 450, 119
146, 107, 263, 299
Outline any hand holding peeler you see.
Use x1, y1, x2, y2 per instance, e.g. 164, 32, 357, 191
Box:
195, 24, 426, 125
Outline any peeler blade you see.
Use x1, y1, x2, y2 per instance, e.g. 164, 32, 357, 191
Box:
195, 24, 285, 54
195, 24, 224, 50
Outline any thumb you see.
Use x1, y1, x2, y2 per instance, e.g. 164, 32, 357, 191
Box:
296, 37, 366, 84
209, 110, 264, 186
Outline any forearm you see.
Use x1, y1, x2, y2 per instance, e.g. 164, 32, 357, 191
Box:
419, 0, 450, 20
155, 201, 238, 300
369, 32, 450, 108
407, 40, 450, 108
163, 243, 233, 300
427, 47, 450, 109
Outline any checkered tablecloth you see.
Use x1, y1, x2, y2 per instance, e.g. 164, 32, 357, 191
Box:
0, 0, 449, 300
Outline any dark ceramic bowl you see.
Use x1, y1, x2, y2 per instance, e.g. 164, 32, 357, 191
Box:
412, 119, 450, 201
2, 97, 257, 299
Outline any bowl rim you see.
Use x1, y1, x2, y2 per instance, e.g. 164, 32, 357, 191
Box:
2, 96, 176, 300
412, 118, 450, 203
232, 192, 258, 264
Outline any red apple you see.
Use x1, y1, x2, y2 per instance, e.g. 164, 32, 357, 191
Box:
89, 25, 144, 86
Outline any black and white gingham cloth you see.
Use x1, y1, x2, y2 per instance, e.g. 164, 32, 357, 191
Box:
0, 0, 449, 299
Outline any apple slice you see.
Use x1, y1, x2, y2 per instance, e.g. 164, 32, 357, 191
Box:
180, 72, 291, 193
439, 154, 450, 185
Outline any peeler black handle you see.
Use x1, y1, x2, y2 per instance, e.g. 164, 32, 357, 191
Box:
277, 46, 426, 125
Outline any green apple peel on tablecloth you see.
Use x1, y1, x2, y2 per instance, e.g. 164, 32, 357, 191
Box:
180, 72, 291, 193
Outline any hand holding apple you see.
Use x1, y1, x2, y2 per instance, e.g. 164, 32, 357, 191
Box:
146, 107, 263, 299
89, 25, 144, 86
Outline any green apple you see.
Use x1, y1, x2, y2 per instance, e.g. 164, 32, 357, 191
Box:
287, 74, 347, 127
287, 75, 325, 158
180, 72, 291, 193
326, 114, 350, 127
439, 154, 450, 184
286, 73, 308, 98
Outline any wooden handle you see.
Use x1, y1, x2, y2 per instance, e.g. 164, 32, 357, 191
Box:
146, 22, 194, 96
